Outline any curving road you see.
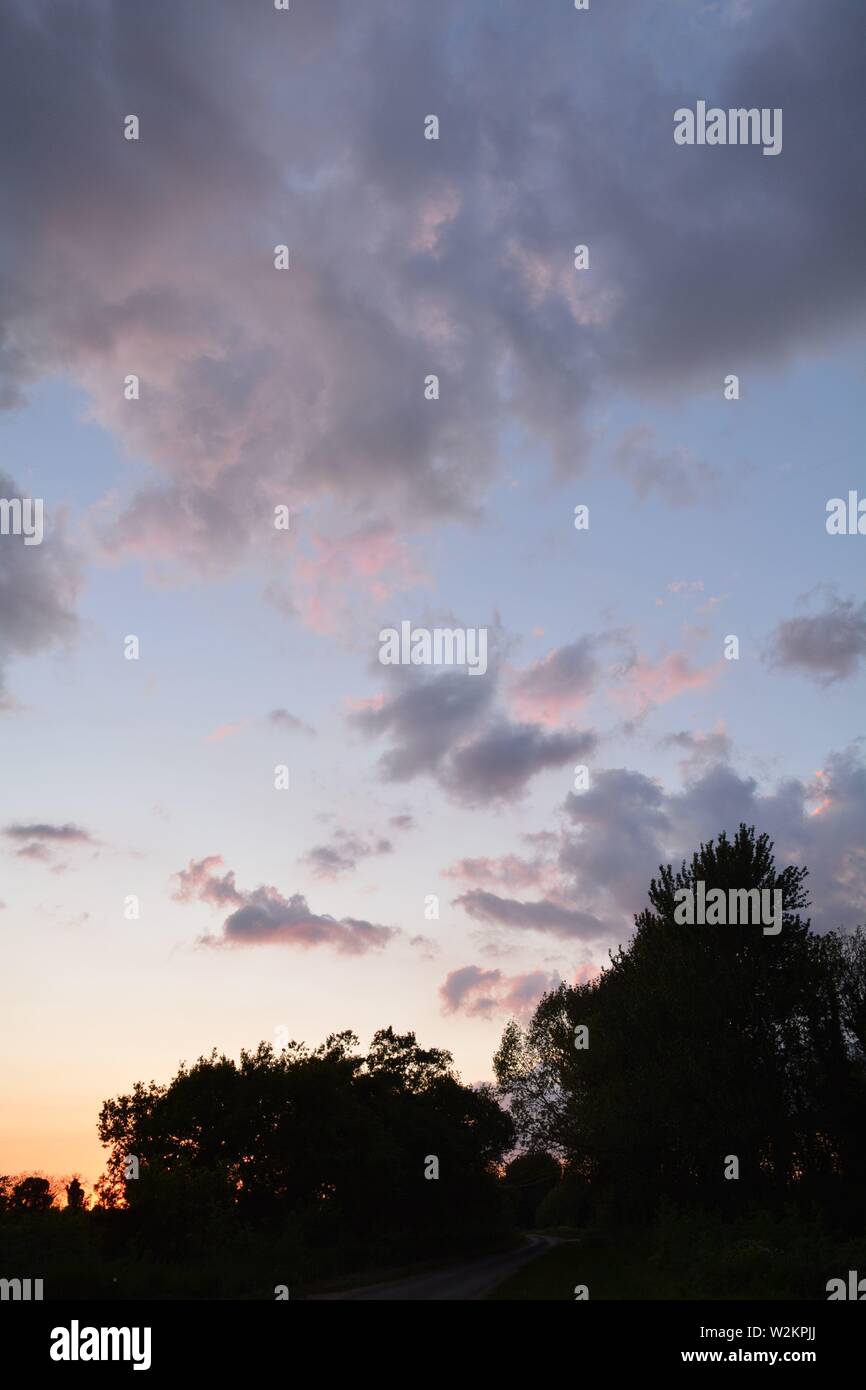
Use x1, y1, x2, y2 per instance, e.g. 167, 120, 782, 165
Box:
313, 1233, 556, 1301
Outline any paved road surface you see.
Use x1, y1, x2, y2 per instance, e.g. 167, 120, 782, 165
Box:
314, 1233, 556, 1301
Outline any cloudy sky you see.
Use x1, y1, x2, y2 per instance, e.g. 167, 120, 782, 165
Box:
1, 0, 864, 1185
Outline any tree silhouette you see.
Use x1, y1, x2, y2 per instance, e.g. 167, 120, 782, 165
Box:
65, 1177, 87, 1211
96, 1027, 514, 1263
9, 1175, 55, 1213
496, 825, 866, 1224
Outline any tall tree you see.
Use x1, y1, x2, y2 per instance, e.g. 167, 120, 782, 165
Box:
496, 825, 866, 1222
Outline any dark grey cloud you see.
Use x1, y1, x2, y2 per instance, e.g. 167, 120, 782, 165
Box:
562, 750, 866, 933
0, 474, 80, 702
1, 0, 862, 574
765, 594, 866, 684
301, 829, 393, 880
4, 823, 93, 843
441, 722, 597, 808
561, 768, 673, 915
174, 853, 395, 953
452, 741, 865, 945
454, 889, 609, 942
559, 762, 770, 921
665, 751, 866, 933
662, 727, 733, 775
351, 669, 493, 782
592, 4, 866, 392
218, 894, 393, 955
508, 633, 625, 723
388, 812, 415, 831
352, 661, 597, 805
4, 821, 95, 863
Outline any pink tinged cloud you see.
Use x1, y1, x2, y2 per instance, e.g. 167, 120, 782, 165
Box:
616, 651, 718, 713
508, 638, 601, 727
345, 694, 387, 715
573, 962, 601, 987
206, 721, 246, 743
439, 964, 561, 1021
443, 852, 558, 893
173, 855, 243, 908
291, 523, 427, 635
173, 854, 395, 954
409, 185, 462, 257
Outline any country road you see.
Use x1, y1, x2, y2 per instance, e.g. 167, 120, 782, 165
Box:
313, 1233, 556, 1301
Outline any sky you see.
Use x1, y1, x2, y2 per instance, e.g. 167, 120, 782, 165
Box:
1, 0, 865, 1188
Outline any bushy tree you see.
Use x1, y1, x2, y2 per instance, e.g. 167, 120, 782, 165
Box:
496, 825, 866, 1224
97, 1027, 514, 1261
8, 1175, 55, 1213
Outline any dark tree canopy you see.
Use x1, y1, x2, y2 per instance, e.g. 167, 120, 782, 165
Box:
501, 1150, 561, 1227
8, 1175, 55, 1213
496, 825, 866, 1224
96, 1027, 514, 1261
65, 1177, 86, 1212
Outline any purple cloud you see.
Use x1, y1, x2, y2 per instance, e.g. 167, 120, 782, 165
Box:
174, 853, 396, 954
301, 830, 393, 880
439, 964, 561, 1020
765, 594, 866, 685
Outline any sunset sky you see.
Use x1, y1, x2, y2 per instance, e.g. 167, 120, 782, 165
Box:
1, 0, 865, 1188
